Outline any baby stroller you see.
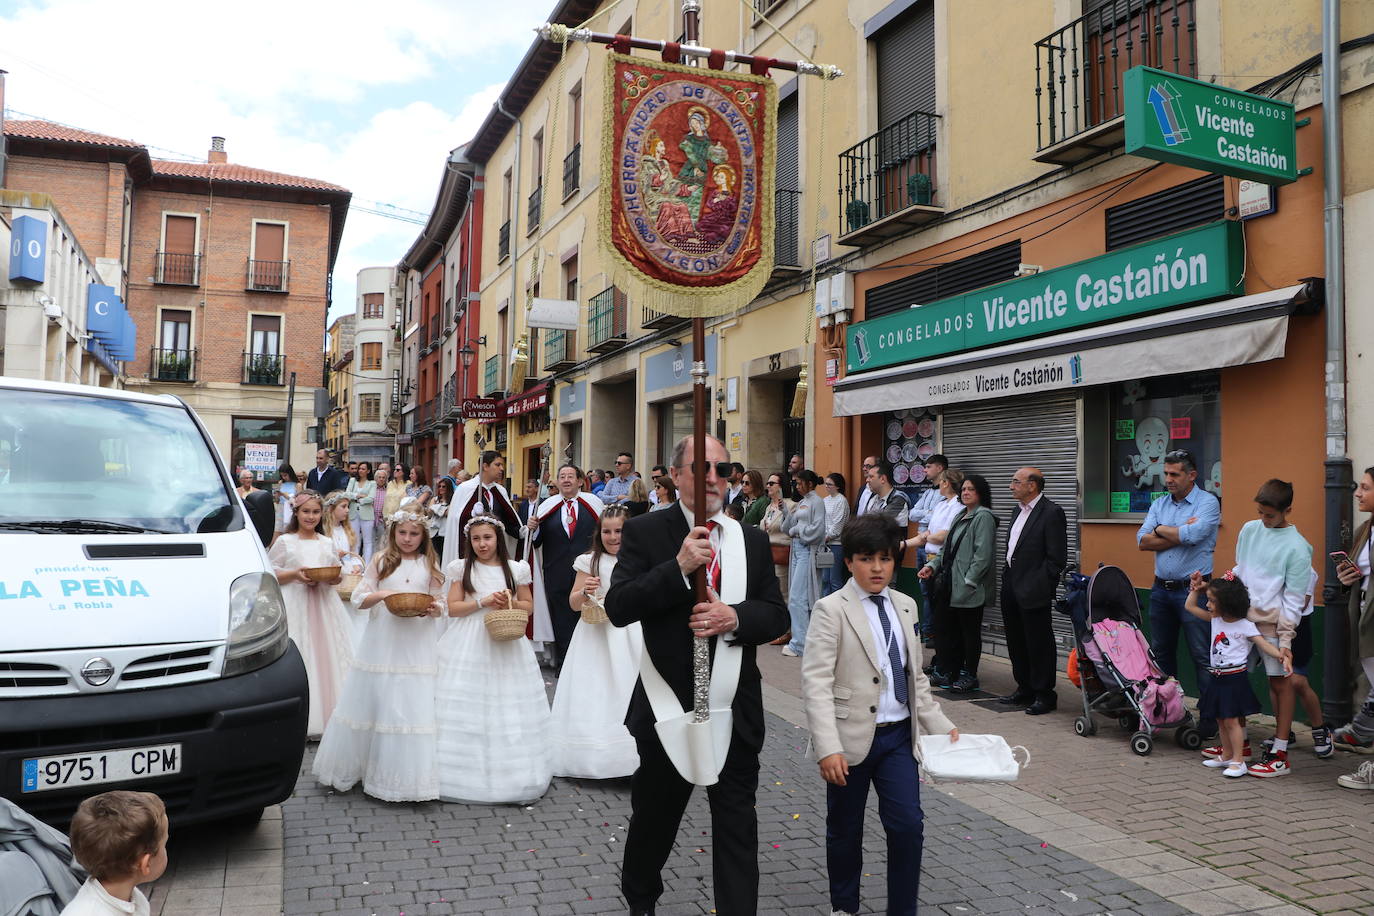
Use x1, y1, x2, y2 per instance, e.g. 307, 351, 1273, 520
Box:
1061, 565, 1201, 756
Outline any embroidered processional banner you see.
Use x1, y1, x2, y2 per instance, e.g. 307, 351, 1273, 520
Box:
602, 53, 776, 318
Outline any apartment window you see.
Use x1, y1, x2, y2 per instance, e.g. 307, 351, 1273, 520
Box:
160, 309, 191, 352
159, 214, 199, 285
358, 394, 381, 422
864, 241, 1022, 320
569, 84, 583, 146
362, 293, 384, 320
360, 342, 382, 371
564, 254, 578, 302
249, 221, 289, 291
250, 314, 281, 354
873, 1, 935, 130
156, 309, 194, 382
1105, 174, 1225, 251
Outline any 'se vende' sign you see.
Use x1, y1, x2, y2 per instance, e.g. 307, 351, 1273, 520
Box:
1124, 66, 1298, 185
846, 220, 1242, 373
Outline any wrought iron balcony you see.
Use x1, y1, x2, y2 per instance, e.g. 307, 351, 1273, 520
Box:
155, 251, 200, 286
587, 286, 628, 353
773, 188, 803, 273
838, 109, 942, 247
483, 354, 504, 397
441, 377, 460, 422
242, 351, 284, 386
544, 328, 577, 372
563, 143, 582, 200
151, 347, 196, 382
246, 259, 290, 292
527, 184, 543, 233
498, 220, 511, 261
416, 397, 436, 432
641, 304, 680, 330
1034, 0, 1196, 164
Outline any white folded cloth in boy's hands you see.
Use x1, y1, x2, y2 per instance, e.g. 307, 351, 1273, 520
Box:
918, 733, 1029, 783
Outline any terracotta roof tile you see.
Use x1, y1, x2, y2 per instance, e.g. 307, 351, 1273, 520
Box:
151, 159, 348, 193
2, 118, 144, 149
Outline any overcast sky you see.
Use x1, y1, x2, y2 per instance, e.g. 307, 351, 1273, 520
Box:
0, 0, 555, 325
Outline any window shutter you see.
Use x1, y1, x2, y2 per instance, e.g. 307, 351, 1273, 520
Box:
875, 1, 935, 128
864, 240, 1022, 320
254, 223, 286, 261
1105, 175, 1225, 250
777, 93, 800, 192
164, 215, 196, 254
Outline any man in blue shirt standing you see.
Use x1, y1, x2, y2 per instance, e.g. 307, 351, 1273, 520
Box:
1136, 449, 1221, 737
601, 452, 637, 504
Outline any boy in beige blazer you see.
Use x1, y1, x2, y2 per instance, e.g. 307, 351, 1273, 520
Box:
803, 514, 958, 916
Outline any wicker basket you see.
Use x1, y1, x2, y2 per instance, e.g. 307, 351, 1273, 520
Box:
383, 592, 435, 618
301, 566, 342, 583
484, 605, 529, 641
580, 593, 609, 625
335, 573, 362, 603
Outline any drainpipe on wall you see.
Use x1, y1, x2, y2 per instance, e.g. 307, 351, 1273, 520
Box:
1320, 0, 1355, 727
0, 69, 8, 187
494, 98, 522, 402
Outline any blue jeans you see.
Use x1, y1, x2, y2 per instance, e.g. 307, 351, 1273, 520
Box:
821, 544, 846, 597
915, 548, 933, 638
1148, 583, 1215, 734
826, 719, 924, 916
787, 544, 816, 654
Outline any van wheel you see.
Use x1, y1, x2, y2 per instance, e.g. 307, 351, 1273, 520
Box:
221, 807, 264, 829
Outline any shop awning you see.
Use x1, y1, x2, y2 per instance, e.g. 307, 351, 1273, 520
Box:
832, 284, 1309, 417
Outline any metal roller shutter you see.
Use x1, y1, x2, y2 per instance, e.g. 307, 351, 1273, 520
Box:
875, 1, 935, 128
940, 393, 1081, 651
776, 92, 799, 191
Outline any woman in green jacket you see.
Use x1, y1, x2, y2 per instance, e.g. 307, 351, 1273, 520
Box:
918, 474, 998, 692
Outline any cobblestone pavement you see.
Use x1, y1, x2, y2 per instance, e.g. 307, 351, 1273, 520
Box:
281, 709, 1200, 916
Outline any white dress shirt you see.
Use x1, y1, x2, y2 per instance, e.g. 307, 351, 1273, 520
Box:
856, 486, 875, 517
61, 878, 150, 915
859, 587, 909, 724
1006, 493, 1042, 564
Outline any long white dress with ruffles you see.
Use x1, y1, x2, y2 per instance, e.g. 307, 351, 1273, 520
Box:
311, 555, 444, 801
435, 558, 552, 803
268, 533, 355, 738
330, 525, 369, 645
548, 552, 644, 778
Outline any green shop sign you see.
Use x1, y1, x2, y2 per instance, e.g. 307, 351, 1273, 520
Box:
847, 220, 1243, 373
1124, 66, 1297, 185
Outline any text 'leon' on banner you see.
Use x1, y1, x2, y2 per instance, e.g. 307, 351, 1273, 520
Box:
603, 53, 776, 319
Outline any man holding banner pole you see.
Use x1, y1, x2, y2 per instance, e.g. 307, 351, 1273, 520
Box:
606, 435, 788, 916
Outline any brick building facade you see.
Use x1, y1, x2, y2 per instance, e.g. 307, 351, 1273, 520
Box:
1, 120, 349, 478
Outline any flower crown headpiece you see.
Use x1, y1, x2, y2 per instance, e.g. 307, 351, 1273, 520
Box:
291, 489, 323, 510
463, 512, 505, 538
322, 490, 351, 511
387, 509, 428, 528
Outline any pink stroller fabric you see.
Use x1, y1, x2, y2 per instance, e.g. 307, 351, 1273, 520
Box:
1085, 619, 1155, 681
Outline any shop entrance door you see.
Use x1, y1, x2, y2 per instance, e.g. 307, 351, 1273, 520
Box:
940, 393, 1081, 654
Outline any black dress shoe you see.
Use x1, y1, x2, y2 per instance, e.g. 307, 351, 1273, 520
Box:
629, 908, 655, 916
1024, 700, 1057, 716
997, 692, 1034, 706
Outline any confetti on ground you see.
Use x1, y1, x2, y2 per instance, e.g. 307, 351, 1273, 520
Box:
1061, 890, 1079, 902
1040, 842, 1049, 848
792, 814, 800, 820
771, 843, 781, 848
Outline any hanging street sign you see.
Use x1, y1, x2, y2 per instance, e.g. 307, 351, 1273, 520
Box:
846, 220, 1243, 373
1124, 66, 1298, 185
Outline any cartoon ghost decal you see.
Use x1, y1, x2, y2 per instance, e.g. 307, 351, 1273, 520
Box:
1122, 416, 1169, 490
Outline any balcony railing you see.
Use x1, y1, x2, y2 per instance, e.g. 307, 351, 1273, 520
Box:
838, 109, 941, 245
242, 351, 284, 386
498, 220, 511, 261
151, 347, 196, 382
563, 143, 581, 200
246, 259, 290, 292
155, 251, 200, 286
774, 188, 802, 270
483, 354, 504, 397
429, 316, 440, 348
642, 304, 679, 330
587, 286, 628, 353
1034, 0, 1196, 163
543, 328, 577, 371
527, 184, 543, 233
441, 377, 460, 422
416, 397, 436, 432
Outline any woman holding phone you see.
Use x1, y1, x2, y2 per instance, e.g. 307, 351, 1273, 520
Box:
1334, 466, 1374, 790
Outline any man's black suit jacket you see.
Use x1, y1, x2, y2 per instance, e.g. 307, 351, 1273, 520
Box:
532, 499, 599, 612
1003, 496, 1069, 609
606, 503, 788, 752
307, 466, 348, 495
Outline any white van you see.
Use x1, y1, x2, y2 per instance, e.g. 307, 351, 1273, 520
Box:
0, 377, 308, 826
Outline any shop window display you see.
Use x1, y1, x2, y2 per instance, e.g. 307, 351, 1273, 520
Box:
882, 408, 939, 504
1087, 373, 1220, 518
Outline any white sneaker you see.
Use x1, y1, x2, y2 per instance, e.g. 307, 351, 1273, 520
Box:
831, 911, 858, 916
1337, 760, 1374, 790
780, 645, 800, 657
1223, 762, 1248, 778
1203, 758, 1229, 768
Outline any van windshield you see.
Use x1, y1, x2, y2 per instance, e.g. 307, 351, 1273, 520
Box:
0, 389, 242, 535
